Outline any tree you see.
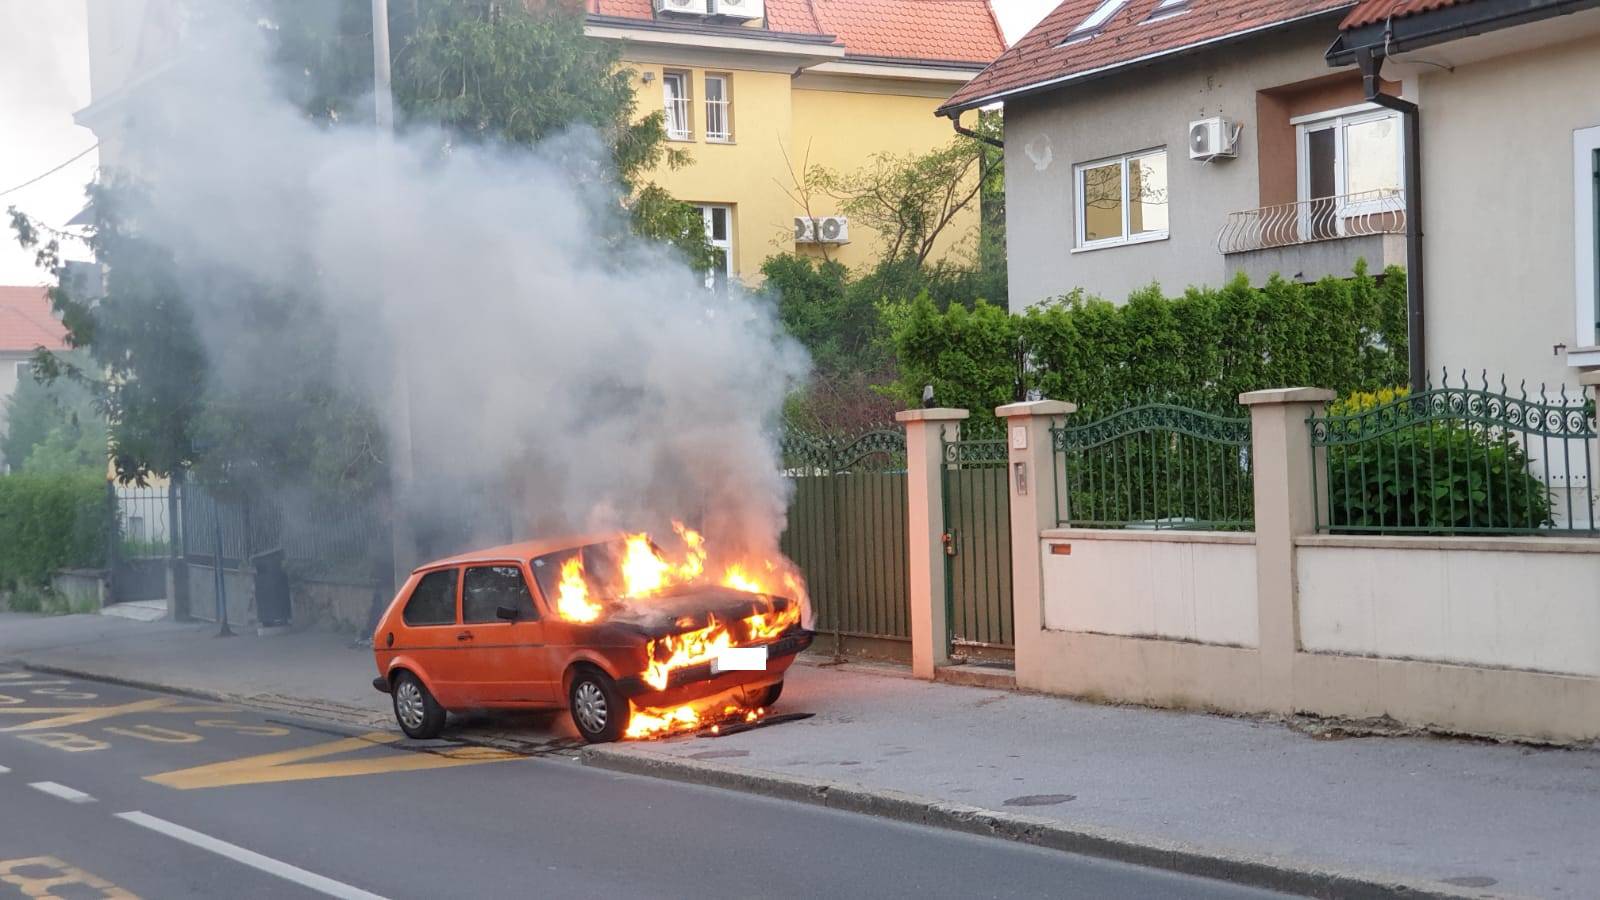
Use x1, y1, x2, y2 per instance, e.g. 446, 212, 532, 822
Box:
812, 135, 987, 267
11, 1, 715, 490
1, 351, 105, 474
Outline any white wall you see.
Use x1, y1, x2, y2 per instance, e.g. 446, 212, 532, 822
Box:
1040, 530, 1259, 647
0, 351, 27, 471
1002, 23, 1340, 308
1412, 26, 1600, 385
1298, 538, 1600, 677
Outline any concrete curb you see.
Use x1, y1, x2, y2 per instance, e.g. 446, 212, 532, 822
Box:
582, 747, 1498, 900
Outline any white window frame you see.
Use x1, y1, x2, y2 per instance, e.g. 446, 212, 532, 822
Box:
704, 73, 732, 143
1065, 0, 1129, 40
1575, 124, 1600, 356
697, 204, 734, 290
1293, 103, 1405, 226
663, 71, 692, 141
14, 361, 29, 381
1072, 148, 1169, 251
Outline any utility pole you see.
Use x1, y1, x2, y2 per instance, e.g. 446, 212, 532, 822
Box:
372, 0, 418, 609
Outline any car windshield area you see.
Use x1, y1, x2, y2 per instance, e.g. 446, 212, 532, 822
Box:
529, 541, 628, 606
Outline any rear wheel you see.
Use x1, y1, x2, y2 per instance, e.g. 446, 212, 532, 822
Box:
392, 671, 446, 739
569, 668, 629, 743
760, 680, 783, 708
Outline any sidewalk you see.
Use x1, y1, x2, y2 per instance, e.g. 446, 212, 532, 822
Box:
3, 612, 1595, 898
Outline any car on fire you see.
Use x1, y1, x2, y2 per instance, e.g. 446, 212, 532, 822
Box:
371, 535, 811, 742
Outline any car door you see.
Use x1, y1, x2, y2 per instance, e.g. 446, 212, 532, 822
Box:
457, 562, 555, 704
392, 567, 466, 706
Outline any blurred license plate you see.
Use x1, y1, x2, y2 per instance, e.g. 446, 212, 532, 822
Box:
712, 646, 768, 674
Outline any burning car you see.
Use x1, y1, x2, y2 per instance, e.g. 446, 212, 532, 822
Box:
371, 526, 811, 742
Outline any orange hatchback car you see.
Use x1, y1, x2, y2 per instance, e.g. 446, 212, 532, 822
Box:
371, 536, 811, 742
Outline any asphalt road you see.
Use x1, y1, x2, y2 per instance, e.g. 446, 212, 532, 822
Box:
0, 667, 1289, 899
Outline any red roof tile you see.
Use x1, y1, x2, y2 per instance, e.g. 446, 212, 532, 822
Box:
0, 286, 68, 353
940, 0, 1354, 113
1340, 0, 1464, 29
588, 0, 1005, 64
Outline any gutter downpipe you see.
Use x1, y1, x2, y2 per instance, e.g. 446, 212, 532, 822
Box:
946, 112, 1003, 149
1356, 44, 1426, 391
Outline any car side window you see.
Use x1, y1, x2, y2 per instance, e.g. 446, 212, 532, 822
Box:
402, 569, 458, 627
462, 565, 538, 624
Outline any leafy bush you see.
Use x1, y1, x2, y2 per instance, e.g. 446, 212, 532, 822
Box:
1323, 388, 1554, 532
888, 263, 1408, 422
0, 470, 111, 588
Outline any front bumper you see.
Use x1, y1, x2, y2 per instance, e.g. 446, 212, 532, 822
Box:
618, 628, 813, 699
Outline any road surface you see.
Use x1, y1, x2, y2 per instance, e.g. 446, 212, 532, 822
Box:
0, 666, 1287, 899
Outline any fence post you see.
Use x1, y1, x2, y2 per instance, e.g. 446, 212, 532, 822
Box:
897, 407, 969, 678
996, 400, 1075, 690
1239, 387, 1333, 712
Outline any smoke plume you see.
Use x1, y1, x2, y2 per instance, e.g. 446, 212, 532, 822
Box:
106, 7, 810, 590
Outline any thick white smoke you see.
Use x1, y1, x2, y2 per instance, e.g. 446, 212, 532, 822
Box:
109, 7, 810, 584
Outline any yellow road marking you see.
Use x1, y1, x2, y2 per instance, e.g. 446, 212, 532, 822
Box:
16, 733, 111, 753
0, 699, 177, 733
147, 732, 520, 790
104, 725, 203, 744
0, 856, 138, 899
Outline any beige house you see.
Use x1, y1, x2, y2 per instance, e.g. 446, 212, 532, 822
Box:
939, 0, 1600, 392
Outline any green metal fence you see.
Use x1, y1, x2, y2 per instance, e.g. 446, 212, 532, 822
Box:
781, 430, 910, 648
1052, 404, 1255, 530
1310, 376, 1599, 535
940, 426, 1013, 652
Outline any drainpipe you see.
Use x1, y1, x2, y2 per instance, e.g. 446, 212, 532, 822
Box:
1357, 46, 1426, 391
946, 112, 1003, 149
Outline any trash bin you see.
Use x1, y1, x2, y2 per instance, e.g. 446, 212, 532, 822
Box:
251, 547, 291, 627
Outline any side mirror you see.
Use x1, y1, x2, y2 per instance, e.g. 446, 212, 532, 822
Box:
495, 605, 519, 621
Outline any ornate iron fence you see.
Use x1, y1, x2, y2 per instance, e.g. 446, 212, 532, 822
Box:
1052, 403, 1255, 530
940, 425, 1013, 653
780, 429, 910, 648
1310, 375, 1598, 535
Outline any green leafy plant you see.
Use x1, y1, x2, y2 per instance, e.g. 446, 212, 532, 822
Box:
0, 471, 111, 588
1322, 388, 1555, 533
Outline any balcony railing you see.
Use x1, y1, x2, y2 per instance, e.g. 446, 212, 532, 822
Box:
1216, 189, 1405, 254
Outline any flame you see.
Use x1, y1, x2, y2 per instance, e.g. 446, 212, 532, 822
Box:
642, 613, 735, 691
620, 533, 672, 596
555, 556, 602, 623
623, 698, 773, 740
720, 563, 764, 595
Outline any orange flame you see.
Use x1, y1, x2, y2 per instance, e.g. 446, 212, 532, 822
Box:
555, 556, 602, 623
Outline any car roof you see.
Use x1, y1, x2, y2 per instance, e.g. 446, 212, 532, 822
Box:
414, 533, 617, 573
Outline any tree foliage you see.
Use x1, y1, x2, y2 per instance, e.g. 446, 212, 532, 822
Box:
0, 351, 105, 474
812, 135, 988, 267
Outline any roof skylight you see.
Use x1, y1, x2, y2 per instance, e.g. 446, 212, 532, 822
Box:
1065, 0, 1131, 40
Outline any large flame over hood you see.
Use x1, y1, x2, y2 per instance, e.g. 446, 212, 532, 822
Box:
551, 522, 807, 740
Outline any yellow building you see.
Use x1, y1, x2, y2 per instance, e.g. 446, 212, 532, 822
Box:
583, 0, 1005, 283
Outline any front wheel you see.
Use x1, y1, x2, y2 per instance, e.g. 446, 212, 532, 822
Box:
760, 680, 783, 707
392, 671, 446, 739
569, 668, 629, 743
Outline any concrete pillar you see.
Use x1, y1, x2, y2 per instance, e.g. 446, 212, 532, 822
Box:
995, 400, 1076, 690
1239, 387, 1334, 712
896, 408, 969, 679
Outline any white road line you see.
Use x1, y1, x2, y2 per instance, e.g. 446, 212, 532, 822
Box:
28, 781, 95, 803
115, 812, 389, 900
0, 764, 10, 774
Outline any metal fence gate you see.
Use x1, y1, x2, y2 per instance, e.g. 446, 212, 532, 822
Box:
781, 430, 910, 653
940, 426, 1013, 658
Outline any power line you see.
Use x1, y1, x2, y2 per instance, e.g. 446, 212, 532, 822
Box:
0, 144, 99, 199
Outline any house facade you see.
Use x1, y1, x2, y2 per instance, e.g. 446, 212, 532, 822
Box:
0, 286, 70, 474
940, 0, 1600, 392
586, 0, 1005, 284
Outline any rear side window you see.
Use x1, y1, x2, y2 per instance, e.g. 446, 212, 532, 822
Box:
462, 565, 537, 623
403, 569, 458, 626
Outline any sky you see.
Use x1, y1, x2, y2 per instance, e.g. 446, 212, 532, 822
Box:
0, 0, 96, 288
0, 0, 1059, 289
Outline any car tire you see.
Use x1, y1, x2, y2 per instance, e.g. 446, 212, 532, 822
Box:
392, 671, 446, 740
569, 668, 629, 744
760, 680, 783, 707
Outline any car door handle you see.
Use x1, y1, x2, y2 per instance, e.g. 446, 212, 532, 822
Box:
456, 631, 473, 642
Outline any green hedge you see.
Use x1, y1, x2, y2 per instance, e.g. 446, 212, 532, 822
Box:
889, 263, 1408, 421
0, 470, 111, 588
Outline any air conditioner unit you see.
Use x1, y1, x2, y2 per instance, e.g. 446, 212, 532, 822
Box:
793, 215, 849, 244
712, 0, 765, 19
656, 0, 709, 16
1188, 116, 1240, 161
